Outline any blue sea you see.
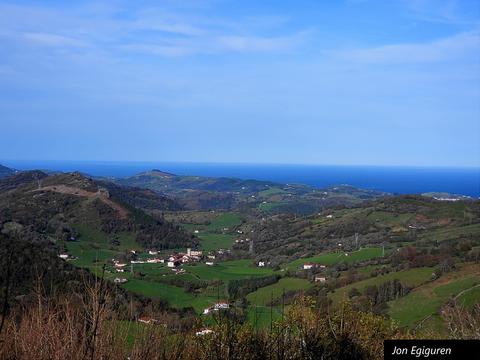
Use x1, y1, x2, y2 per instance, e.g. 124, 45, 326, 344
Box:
2, 160, 479, 197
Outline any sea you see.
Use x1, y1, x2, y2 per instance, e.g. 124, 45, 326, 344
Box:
2, 160, 479, 198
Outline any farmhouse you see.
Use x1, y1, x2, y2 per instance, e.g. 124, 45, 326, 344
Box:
167, 260, 181, 268
214, 301, 229, 310
147, 258, 162, 263
187, 248, 202, 257
131, 260, 146, 264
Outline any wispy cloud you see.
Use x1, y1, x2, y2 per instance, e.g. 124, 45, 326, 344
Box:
0, 2, 308, 58
401, 0, 480, 25
333, 31, 480, 64
23, 32, 86, 47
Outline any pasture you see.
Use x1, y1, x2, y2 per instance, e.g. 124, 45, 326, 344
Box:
247, 277, 312, 306
185, 260, 275, 282
328, 267, 434, 304
387, 264, 480, 328
286, 247, 384, 270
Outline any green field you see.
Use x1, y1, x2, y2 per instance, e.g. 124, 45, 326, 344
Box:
207, 213, 242, 230
286, 247, 384, 270
388, 266, 480, 328
258, 201, 286, 212
198, 233, 235, 251
122, 279, 215, 313
329, 267, 434, 304
258, 187, 287, 197
418, 223, 480, 242
456, 284, 480, 308
185, 260, 275, 282
247, 277, 313, 306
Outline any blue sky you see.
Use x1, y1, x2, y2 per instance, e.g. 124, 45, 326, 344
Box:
0, 0, 479, 167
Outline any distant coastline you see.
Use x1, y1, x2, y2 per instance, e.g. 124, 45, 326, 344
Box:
2, 160, 479, 197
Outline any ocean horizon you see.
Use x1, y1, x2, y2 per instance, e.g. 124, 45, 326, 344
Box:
2, 160, 479, 198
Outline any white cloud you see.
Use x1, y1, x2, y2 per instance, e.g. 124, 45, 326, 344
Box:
23, 32, 86, 47
334, 31, 480, 64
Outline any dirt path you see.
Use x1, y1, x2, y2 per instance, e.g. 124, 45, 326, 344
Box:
35, 185, 129, 219
454, 283, 480, 300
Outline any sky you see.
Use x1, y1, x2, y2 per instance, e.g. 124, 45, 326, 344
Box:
0, 0, 479, 167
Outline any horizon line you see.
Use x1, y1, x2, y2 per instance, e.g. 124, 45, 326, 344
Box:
1, 159, 480, 170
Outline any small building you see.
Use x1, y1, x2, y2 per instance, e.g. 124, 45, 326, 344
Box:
167, 261, 177, 268
116, 268, 125, 273
59, 254, 69, 260
147, 258, 162, 263
208, 255, 216, 260
326, 215, 333, 219
114, 278, 128, 284
114, 262, 127, 268
148, 250, 158, 255
203, 308, 211, 315
315, 276, 327, 283
130, 249, 137, 254
214, 301, 229, 310
205, 262, 214, 266
258, 261, 265, 267
303, 263, 316, 270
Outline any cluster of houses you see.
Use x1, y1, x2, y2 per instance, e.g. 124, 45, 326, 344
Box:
109, 247, 217, 283
235, 238, 250, 244
203, 301, 230, 315
302, 263, 328, 283
167, 248, 203, 268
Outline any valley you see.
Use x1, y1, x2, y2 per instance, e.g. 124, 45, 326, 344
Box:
1, 164, 479, 345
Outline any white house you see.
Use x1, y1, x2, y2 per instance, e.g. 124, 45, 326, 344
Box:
148, 250, 158, 255
194, 230, 200, 234
214, 301, 229, 310
59, 254, 69, 260
147, 258, 161, 263
326, 215, 333, 219
258, 261, 265, 267
315, 276, 327, 283
116, 268, 125, 273
114, 278, 128, 284
206, 262, 214, 266
303, 263, 316, 270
